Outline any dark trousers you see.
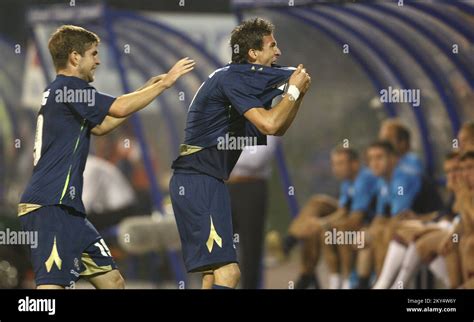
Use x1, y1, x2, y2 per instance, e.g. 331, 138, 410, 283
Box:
227, 179, 268, 289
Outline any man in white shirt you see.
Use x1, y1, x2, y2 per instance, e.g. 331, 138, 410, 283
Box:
226, 136, 280, 289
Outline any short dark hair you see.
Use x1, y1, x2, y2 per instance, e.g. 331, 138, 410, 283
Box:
368, 140, 396, 155
230, 18, 274, 63
390, 120, 411, 145
395, 125, 411, 147
382, 119, 411, 149
331, 146, 359, 161
460, 150, 474, 162
48, 25, 100, 71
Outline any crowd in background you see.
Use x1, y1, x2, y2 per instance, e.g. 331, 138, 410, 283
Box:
281, 119, 474, 289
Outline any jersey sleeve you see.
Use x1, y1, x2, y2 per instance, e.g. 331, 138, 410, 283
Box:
375, 179, 390, 216
390, 172, 422, 216
64, 79, 115, 127
350, 171, 378, 213
222, 75, 264, 115
338, 181, 350, 208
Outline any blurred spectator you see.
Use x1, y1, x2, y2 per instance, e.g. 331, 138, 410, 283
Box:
84, 155, 137, 231
226, 136, 279, 289
283, 146, 378, 289
457, 121, 474, 152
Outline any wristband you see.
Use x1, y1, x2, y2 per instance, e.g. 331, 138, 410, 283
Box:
287, 84, 300, 101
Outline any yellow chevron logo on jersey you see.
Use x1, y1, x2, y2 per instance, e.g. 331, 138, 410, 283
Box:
206, 216, 222, 253
45, 236, 62, 272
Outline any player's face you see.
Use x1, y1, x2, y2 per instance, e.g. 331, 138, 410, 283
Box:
458, 129, 474, 153
78, 43, 100, 83
444, 158, 460, 191
367, 147, 389, 177
331, 152, 351, 180
254, 34, 281, 66
460, 159, 474, 191
379, 124, 401, 153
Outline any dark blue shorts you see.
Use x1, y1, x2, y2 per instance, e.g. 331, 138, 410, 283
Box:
19, 205, 117, 287
169, 172, 237, 272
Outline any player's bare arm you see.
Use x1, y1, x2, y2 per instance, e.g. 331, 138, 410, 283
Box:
439, 220, 462, 255
107, 58, 194, 118
91, 58, 194, 135
278, 68, 312, 134
243, 64, 311, 136
91, 74, 165, 135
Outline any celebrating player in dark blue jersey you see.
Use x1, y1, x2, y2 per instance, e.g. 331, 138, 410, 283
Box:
170, 18, 312, 289
19, 25, 195, 289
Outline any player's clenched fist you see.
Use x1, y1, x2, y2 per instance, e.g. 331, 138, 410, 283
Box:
162, 57, 196, 88
289, 64, 311, 94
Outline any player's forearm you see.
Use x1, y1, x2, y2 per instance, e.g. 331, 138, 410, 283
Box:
266, 95, 300, 136
465, 197, 474, 229
109, 81, 168, 118
275, 94, 306, 136
92, 115, 130, 136
459, 206, 473, 234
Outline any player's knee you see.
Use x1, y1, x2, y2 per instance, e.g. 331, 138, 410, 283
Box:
415, 242, 428, 260
225, 264, 241, 283
308, 195, 326, 209
215, 263, 241, 284
202, 273, 214, 289
110, 272, 125, 289
309, 195, 336, 215
37, 284, 65, 289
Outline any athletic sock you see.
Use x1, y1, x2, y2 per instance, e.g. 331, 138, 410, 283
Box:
391, 243, 421, 289
429, 256, 451, 288
283, 235, 298, 255
212, 284, 233, 289
373, 241, 407, 289
328, 273, 341, 289
341, 278, 351, 289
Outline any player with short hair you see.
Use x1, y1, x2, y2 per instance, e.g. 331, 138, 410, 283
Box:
321, 147, 379, 289
169, 18, 311, 289
370, 152, 460, 289
283, 146, 378, 289
441, 150, 474, 289
374, 121, 474, 289
457, 121, 474, 152
18, 25, 195, 289
378, 119, 423, 176
365, 140, 423, 279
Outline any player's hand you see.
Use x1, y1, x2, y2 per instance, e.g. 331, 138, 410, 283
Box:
162, 57, 195, 88
301, 74, 311, 95
289, 64, 311, 93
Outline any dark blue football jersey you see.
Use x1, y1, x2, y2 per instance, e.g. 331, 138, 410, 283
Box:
19, 75, 115, 215
172, 63, 294, 180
